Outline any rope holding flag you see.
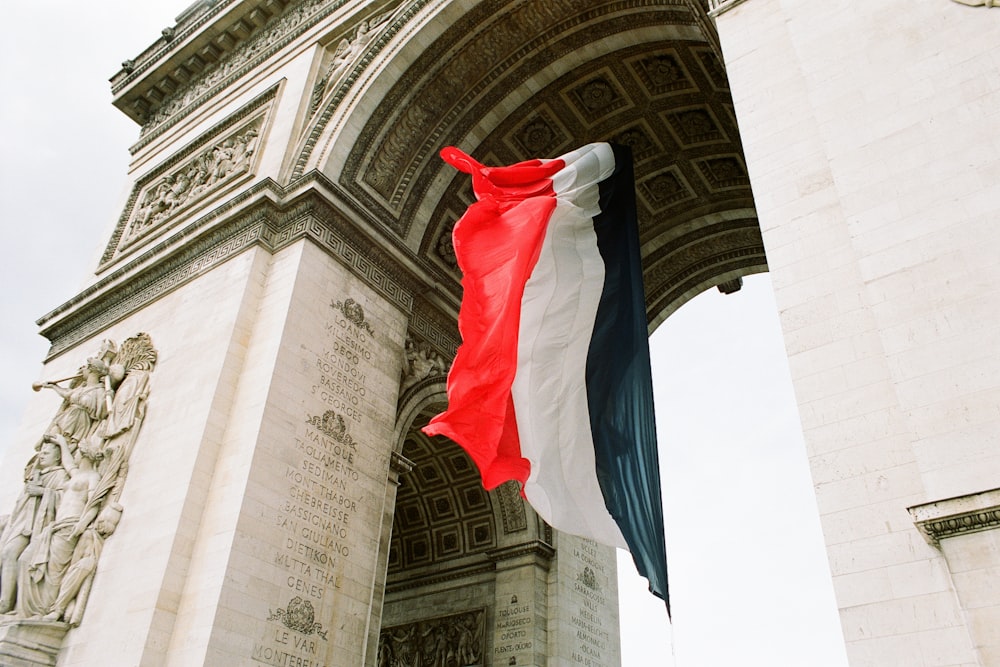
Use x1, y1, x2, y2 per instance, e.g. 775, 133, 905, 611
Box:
423, 142, 669, 610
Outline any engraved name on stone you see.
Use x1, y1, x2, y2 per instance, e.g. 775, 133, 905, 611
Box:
256, 596, 329, 666
310, 299, 374, 422
494, 597, 533, 659
570, 542, 611, 665
261, 298, 378, 660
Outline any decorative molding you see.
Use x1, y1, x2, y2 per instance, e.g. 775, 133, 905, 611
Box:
132, 0, 355, 142
104, 83, 279, 267
385, 559, 496, 593
908, 488, 1000, 547
495, 481, 529, 534
292, 0, 430, 181
39, 175, 434, 360
486, 540, 555, 564
707, 0, 752, 17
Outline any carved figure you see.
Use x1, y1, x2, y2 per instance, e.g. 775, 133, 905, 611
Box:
17, 435, 101, 618
379, 610, 484, 667
0, 436, 69, 613
0, 333, 156, 625
400, 337, 449, 393
40, 357, 114, 446
44, 503, 121, 625
124, 120, 262, 243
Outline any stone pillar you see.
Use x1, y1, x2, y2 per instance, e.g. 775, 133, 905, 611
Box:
363, 451, 414, 666
713, 0, 1000, 663
165, 239, 409, 666
910, 490, 1000, 664
489, 541, 554, 666
548, 534, 622, 667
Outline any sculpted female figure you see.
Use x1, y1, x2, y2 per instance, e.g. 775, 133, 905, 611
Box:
42, 357, 114, 446
16, 435, 102, 618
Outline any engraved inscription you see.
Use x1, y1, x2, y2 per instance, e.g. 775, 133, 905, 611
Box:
570, 542, 611, 665
493, 597, 533, 660
260, 294, 379, 664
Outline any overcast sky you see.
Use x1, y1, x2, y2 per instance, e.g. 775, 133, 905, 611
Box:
0, 3, 848, 665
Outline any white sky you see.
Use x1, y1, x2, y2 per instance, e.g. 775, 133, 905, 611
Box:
0, 3, 848, 665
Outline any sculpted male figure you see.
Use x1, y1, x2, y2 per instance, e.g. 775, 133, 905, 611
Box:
0, 436, 69, 613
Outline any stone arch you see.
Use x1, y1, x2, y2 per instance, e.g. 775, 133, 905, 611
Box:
380, 373, 547, 663
298, 0, 766, 327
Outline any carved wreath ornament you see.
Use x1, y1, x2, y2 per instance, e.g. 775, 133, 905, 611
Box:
268, 596, 328, 640
330, 298, 375, 335
306, 411, 358, 451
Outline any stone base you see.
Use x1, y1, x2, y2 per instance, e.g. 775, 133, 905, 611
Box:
0, 619, 69, 667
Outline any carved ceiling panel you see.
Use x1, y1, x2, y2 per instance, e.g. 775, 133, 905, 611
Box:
389, 432, 496, 573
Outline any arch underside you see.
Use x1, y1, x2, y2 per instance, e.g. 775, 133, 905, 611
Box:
301, 0, 766, 330
388, 406, 533, 588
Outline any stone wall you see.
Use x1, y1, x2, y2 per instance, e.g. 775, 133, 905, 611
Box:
714, 1, 1000, 663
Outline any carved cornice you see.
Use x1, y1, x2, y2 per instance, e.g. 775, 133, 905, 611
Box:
114, 0, 408, 147
908, 488, 1000, 547
385, 558, 496, 593
707, 0, 752, 16
104, 83, 280, 266
110, 0, 242, 95
38, 173, 458, 360
389, 451, 416, 477
486, 540, 556, 565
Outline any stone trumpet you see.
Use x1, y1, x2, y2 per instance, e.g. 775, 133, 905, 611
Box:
31, 373, 82, 391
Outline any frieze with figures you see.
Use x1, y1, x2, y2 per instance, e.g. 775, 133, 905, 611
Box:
378, 609, 485, 667
121, 116, 263, 251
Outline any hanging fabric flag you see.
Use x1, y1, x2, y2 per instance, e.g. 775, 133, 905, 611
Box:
422, 142, 668, 607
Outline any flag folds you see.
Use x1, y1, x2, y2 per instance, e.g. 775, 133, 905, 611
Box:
422, 142, 668, 606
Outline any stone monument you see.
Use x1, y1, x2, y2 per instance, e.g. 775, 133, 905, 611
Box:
3, 0, 998, 665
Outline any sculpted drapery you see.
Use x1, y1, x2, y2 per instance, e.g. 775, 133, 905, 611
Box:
0, 333, 156, 626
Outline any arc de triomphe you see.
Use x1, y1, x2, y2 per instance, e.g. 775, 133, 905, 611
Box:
0, 1, 997, 666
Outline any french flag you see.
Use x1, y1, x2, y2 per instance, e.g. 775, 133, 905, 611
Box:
423, 142, 668, 606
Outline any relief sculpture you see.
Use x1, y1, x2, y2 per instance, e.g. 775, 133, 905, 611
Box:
0, 333, 157, 626
123, 119, 261, 246
400, 336, 449, 395
378, 609, 485, 667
